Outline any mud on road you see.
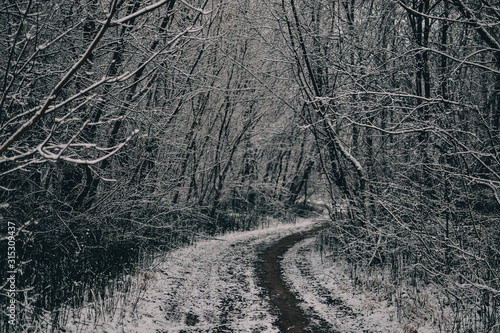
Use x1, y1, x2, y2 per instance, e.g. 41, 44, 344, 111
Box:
257, 223, 338, 333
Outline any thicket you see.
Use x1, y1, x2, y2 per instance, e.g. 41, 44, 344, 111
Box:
276, 0, 500, 331
0, 1, 314, 331
1, 0, 499, 332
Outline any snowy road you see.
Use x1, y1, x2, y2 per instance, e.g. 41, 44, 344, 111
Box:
133, 218, 325, 332
63, 216, 434, 333
257, 223, 334, 332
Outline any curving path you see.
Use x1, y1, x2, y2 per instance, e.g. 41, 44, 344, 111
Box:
257, 223, 338, 333
63, 218, 408, 332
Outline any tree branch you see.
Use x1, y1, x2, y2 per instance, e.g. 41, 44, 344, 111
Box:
0, 0, 119, 155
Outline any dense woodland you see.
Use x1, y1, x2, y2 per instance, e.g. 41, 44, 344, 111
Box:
1, 0, 499, 331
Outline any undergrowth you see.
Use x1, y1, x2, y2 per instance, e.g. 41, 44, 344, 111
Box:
314, 224, 499, 333
0, 205, 297, 333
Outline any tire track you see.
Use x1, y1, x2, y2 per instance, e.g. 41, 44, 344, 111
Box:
257, 223, 337, 333
293, 244, 358, 320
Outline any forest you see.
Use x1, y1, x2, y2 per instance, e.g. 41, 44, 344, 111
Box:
1, 0, 499, 331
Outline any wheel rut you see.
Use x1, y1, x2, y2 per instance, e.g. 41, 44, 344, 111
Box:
257, 223, 337, 333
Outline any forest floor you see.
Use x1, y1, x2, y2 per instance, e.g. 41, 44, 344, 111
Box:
60, 215, 439, 333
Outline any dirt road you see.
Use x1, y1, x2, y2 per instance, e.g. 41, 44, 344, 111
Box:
257, 224, 338, 333
61, 217, 411, 332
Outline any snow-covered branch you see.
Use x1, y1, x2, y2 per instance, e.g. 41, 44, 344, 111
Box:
37, 129, 139, 165
0, 0, 119, 155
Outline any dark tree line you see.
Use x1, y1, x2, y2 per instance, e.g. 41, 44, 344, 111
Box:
272, 0, 499, 330
0, 0, 314, 330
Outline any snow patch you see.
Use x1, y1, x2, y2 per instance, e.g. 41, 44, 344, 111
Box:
281, 237, 440, 333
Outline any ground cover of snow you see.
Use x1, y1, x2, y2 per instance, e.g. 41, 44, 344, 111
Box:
59, 217, 318, 332
54, 215, 445, 332
281, 236, 442, 333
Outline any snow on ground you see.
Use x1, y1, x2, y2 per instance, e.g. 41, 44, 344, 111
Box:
60, 217, 319, 333
59, 215, 443, 333
281, 236, 440, 333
